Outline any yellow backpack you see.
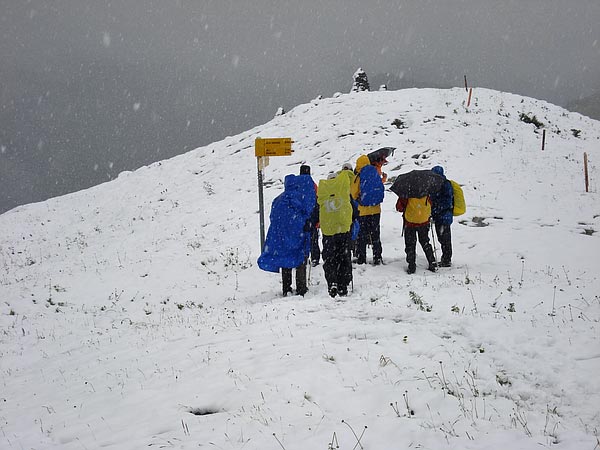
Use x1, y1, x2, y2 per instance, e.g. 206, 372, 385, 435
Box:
318, 174, 353, 236
450, 180, 466, 216
405, 196, 431, 224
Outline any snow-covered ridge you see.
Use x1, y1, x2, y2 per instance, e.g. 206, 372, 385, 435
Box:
1, 88, 599, 449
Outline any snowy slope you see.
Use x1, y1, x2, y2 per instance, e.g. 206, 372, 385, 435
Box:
1, 87, 599, 450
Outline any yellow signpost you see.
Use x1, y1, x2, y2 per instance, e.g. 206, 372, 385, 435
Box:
255, 137, 295, 250
255, 137, 294, 157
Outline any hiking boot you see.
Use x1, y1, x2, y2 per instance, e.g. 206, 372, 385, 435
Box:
439, 260, 452, 268
428, 262, 437, 272
338, 285, 348, 297
328, 283, 338, 298
354, 257, 366, 265
283, 288, 293, 297
311, 260, 320, 267
296, 287, 308, 297
373, 257, 382, 266
407, 263, 416, 274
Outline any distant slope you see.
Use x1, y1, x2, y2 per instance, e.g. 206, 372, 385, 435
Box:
567, 91, 600, 120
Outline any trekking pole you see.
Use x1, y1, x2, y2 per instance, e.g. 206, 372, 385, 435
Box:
307, 257, 312, 286
430, 218, 438, 262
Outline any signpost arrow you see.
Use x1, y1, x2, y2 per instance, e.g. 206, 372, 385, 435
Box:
255, 138, 294, 157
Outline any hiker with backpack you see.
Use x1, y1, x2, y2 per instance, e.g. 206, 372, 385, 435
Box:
430, 165, 454, 267
395, 196, 437, 274
257, 171, 317, 296
317, 171, 359, 298
351, 155, 385, 265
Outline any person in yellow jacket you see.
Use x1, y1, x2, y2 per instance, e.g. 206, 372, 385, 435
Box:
350, 155, 384, 265
395, 196, 437, 274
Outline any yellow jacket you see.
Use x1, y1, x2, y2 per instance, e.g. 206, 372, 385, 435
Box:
351, 155, 381, 216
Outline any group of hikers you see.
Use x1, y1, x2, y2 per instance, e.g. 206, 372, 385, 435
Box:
257, 152, 457, 298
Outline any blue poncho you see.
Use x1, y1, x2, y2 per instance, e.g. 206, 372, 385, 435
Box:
257, 174, 316, 273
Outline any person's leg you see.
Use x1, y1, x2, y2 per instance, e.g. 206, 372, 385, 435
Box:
355, 216, 368, 264
322, 235, 336, 293
337, 233, 352, 296
404, 227, 417, 273
311, 227, 321, 266
417, 225, 436, 271
436, 222, 452, 266
331, 235, 343, 295
281, 268, 293, 296
295, 261, 308, 296
370, 214, 382, 264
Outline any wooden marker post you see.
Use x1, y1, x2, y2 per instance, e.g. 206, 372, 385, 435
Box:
542, 129, 546, 151
255, 137, 294, 250
466, 88, 473, 107
584, 152, 589, 193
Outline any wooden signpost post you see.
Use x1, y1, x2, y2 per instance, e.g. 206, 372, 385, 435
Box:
542, 129, 546, 151
255, 138, 294, 250
584, 152, 589, 193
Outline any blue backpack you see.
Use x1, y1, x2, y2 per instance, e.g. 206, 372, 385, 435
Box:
359, 165, 384, 206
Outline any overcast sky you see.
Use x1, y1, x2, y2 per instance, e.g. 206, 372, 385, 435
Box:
1, 0, 599, 214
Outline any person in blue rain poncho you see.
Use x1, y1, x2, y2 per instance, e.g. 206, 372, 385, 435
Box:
257, 172, 317, 296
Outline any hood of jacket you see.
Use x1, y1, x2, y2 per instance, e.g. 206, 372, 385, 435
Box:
432, 165, 445, 177
355, 155, 371, 173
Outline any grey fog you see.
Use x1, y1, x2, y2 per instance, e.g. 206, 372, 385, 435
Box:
1, 0, 599, 214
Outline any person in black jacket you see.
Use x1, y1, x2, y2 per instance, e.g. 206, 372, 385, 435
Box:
300, 165, 321, 267
430, 165, 454, 267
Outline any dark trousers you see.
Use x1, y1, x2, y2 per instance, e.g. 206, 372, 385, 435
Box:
404, 224, 435, 265
356, 214, 382, 262
434, 222, 452, 264
281, 261, 307, 295
322, 233, 353, 290
310, 228, 321, 263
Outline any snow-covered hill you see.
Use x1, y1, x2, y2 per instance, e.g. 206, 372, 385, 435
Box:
1, 87, 599, 449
